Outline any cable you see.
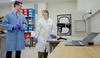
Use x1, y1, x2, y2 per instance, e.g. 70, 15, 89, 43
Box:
82, 14, 87, 34
82, 11, 92, 35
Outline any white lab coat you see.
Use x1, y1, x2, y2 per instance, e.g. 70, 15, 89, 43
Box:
35, 18, 54, 52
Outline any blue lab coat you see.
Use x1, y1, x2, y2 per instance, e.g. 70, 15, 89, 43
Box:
2, 11, 27, 51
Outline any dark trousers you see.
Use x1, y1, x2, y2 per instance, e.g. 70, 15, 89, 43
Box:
6, 51, 21, 58
38, 52, 48, 58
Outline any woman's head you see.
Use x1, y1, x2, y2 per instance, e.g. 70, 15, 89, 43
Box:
42, 10, 49, 18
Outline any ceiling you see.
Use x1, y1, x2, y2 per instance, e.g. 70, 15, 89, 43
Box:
0, 0, 76, 7
0, 0, 76, 3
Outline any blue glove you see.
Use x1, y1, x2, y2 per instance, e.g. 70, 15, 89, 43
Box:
50, 34, 56, 38
35, 38, 38, 44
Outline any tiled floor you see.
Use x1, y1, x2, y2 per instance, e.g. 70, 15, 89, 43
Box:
0, 47, 38, 58
21, 47, 38, 58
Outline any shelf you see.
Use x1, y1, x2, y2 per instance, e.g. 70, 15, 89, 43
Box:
25, 16, 35, 18
87, 9, 100, 20
28, 24, 35, 26
24, 31, 31, 33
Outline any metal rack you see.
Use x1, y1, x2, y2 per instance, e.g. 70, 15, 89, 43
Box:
21, 8, 35, 47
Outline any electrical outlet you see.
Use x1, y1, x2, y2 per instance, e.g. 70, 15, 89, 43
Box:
88, 10, 92, 14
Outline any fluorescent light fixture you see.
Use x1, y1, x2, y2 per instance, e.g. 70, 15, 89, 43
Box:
11, 0, 15, 1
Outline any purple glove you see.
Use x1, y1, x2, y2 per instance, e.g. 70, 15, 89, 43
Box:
35, 38, 38, 44
12, 25, 18, 30
50, 34, 56, 38
16, 24, 21, 29
12, 24, 21, 30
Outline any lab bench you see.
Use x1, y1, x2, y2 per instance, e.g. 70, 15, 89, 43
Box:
0, 34, 6, 57
46, 39, 66, 53
48, 42, 100, 58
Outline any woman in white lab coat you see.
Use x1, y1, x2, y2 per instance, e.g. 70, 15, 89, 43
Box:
35, 10, 55, 58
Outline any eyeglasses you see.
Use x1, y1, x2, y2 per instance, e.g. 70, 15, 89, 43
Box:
17, 4, 22, 8
19, 5, 22, 7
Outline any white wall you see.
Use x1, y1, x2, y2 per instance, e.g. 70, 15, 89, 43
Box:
78, 0, 100, 14
89, 12, 100, 32
47, 1, 77, 22
78, 0, 100, 44
87, 10, 100, 44
47, 1, 77, 39
23, 2, 35, 9
0, 5, 12, 16
37, 3, 46, 19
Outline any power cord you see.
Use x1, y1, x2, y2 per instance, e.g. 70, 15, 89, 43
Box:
82, 10, 92, 34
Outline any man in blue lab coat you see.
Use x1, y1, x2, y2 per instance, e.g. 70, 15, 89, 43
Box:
2, 1, 27, 58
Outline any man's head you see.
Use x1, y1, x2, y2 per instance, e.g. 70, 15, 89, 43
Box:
14, 1, 23, 11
